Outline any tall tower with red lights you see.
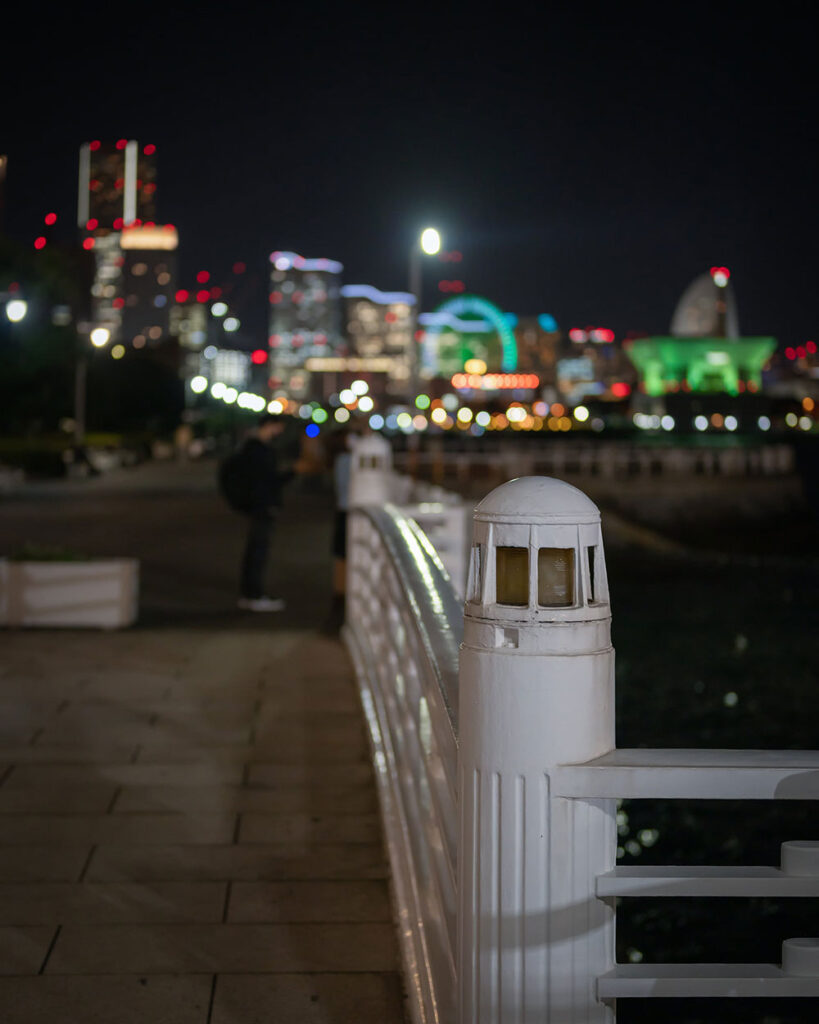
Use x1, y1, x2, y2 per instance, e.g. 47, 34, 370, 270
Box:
77, 140, 173, 343
77, 139, 158, 235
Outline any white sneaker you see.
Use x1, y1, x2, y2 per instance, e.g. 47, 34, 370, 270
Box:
238, 596, 286, 612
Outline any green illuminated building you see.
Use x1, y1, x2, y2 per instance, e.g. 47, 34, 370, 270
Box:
625, 336, 776, 396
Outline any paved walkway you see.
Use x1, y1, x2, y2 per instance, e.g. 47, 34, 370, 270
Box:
0, 464, 406, 1022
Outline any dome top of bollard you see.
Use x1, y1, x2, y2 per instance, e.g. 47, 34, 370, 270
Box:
353, 433, 391, 455
475, 476, 600, 525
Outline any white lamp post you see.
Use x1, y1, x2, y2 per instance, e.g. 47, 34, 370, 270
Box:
74, 325, 112, 446
458, 476, 616, 1022
408, 226, 442, 399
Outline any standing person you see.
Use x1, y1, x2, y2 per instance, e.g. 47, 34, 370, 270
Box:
325, 427, 354, 630
220, 413, 292, 612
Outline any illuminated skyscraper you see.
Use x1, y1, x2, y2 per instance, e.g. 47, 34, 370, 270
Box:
77, 140, 158, 233
268, 251, 343, 397
78, 140, 170, 342
119, 225, 178, 345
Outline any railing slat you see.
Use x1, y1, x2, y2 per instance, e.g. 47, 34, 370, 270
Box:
556, 748, 819, 799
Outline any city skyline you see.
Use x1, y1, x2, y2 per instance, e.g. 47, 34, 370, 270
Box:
3, 8, 817, 350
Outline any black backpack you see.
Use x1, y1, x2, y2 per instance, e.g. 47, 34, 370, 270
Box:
218, 447, 252, 512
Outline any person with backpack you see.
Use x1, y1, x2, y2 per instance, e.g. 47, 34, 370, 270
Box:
219, 413, 292, 612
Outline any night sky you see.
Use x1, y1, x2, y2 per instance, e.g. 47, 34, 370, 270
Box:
5, 5, 817, 346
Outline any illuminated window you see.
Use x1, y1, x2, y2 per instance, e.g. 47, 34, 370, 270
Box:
537, 548, 574, 607
496, 547, 528, 606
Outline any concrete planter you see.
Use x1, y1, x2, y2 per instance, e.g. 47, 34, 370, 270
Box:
0, 558, 139, 629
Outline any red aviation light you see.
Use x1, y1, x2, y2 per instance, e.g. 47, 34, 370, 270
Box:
251, 349, 268, 365
175, 289, 189, 303
82, 238, 95, 250
116, 138, 128, 150
196, 290, 210, 303
44, 212, 57, 226
89, 140, 101, 151
113, 217, 123, 229
34, 236, 47, 250
611, 382, 631, 398
144, 144, 156, 155
86, 218, 98, 230
196, 270, 210, 284
233, 261, 246, 274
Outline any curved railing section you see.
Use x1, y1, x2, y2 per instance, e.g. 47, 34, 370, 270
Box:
343, 504, 462, 1024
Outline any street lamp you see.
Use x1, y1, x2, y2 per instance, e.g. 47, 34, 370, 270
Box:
409, 226, 442, 397
4, 298, 28, 323
74, 324, 112, 447
90, 326, 111, 347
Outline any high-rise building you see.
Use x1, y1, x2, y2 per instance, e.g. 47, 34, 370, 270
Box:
78, 140, 172, 343
77, 139, 158, 233
88, 234, 125, 337
119, 225, 178, 346
268, 250, 343, 397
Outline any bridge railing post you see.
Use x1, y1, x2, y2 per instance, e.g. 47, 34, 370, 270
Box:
458, 476, 617, 1022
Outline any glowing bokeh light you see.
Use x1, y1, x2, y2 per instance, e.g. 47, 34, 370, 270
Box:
90, 327, 111, 347
420, 227, 441, 255
5, 299, 28, 323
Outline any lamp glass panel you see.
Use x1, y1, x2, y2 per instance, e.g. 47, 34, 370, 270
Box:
538, 547, 574, 607
496, 546, 529, 606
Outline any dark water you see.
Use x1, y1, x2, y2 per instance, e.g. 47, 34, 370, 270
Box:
608, 538, 819, 1024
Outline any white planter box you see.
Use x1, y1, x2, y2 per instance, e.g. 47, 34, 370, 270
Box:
0, 558, 139, 629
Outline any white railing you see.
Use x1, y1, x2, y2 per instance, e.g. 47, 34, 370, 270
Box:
344, 504, 462, 1023
344, 474, 819, 1023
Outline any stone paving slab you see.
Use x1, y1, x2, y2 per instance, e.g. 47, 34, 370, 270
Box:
0, 975, 212, 1023
0, 813, 236, 845
86, 843, 389, 882
0, 882, 227, 925
0, 846, 92, 882
112, 782, 378, 815
226, 881, 392, 923
210, 972, 404, 1023
237, 812, 381, 844
46, 922, 398, 974
0, 785, 118, 813
0, 744, 138, 764
0, 926, 55, 974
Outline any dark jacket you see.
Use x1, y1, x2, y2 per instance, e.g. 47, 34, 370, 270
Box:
242, 437, 290, 514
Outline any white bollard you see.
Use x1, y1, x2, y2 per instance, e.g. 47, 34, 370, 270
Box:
458, 476, 616, 1023
347, 433, 394, 508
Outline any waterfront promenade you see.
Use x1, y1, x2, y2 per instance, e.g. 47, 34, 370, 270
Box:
0, 462, 405, 1023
